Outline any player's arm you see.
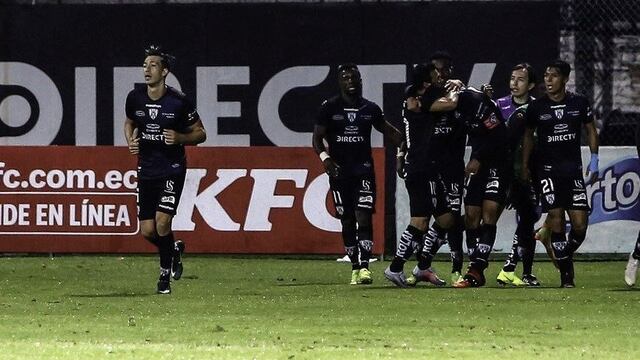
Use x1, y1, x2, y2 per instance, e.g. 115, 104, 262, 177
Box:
429, 90, 459, 113
164, 119, 207, 146
124, 117, 139, 155
312, 124, 339, 178
584, 120, 599, 183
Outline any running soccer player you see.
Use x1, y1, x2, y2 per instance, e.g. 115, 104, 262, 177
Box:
385, 63, 458, 288
124, 45, 206, 294
313, 64, 404, 285
624, 123, 640, 286
522, 60, 599, 288
452, 88, 511, 288
494, 63, 542, 287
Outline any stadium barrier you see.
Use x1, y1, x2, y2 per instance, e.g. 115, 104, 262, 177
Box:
0, 146, 385, 254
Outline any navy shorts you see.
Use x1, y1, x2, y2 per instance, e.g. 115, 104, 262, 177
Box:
539, 175, 589, 212
137, 171, 186, 220
464, 164, 510, 207
329, 173, 376, 219
404, 171, 449, 218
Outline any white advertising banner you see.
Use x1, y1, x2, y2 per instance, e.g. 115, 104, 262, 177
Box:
395, 146, 640, 254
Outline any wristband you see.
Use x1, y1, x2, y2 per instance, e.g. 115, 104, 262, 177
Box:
319, 151, 331, 162
396, 149, 405, 158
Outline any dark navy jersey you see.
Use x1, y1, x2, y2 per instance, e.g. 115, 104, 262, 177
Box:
316, 95, 384, 177
454, 88, 509, 165
402, 85, 442, 173
428, 103, 466, 170
526, 92, 593, 176
125, 86, 199, 180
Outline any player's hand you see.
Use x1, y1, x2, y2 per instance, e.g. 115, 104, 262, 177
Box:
465, 158, 480, 178
585, 153, 599, 184
406, 96, 422, 112
445, 79, 464, 93
128, 128, 139, 155
323, 158, 340, 178
396, 155, 407, 179
480, 83, 494, 98
163, 129, 181, 145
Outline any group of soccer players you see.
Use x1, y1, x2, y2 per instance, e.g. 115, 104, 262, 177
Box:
123, 45, 639, 294
313, 52, 608, 289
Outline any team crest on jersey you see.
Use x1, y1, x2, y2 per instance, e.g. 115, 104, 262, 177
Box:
149, 108, 158, 120
545, 194, 555, 205
554, 109, 564, 119
347, 112, 357, 122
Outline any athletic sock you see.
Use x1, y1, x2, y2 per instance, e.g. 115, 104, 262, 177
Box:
465, 227, 481, 257
502, 234, 519, 272
158, 232, 175, 274
418, 226, 440, 270
358, 239, 373, 270
391, 225, 424, 272
448, 218, 464, 273
345, 245, 361, 271
470, 224, 497, 271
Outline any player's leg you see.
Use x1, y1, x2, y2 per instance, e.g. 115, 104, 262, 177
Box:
413, 178, 451, 285
386, 173, 428, 287
330, 178, 360, 284
355, 209, 373, 284
444, 172, 465, 282
155, 211, 175, 294
137, 179, 160, 247
624, 230, 640, 286
498, 181, 524, 285
517, 196, 540, 286
354, 175, 376, 284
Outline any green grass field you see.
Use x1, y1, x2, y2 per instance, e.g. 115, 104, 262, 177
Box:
1, 256, 638, 359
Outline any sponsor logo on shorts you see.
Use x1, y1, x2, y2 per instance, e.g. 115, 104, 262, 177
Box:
573, 193, 587, 202
359, 195, 373, 204
486, 180, 500, 189
161, 195, 176, 204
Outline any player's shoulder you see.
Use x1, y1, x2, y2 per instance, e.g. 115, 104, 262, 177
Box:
361, 97, 382, 112
566, 92, 590, 106
166, 86, 188, 100
320, 95, 341, 109
496, 95, 511, 106
127, 84, 146, 98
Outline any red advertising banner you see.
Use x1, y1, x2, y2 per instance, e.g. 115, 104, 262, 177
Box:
0, 147, 385, 254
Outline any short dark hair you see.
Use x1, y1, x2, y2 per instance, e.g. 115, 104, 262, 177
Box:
337, 63, 359, 74
411, 63, 436, 87
512, 63, 537, 84
430, 50, 453, 64
546, 59, 571, 78
144, 44, 175, 71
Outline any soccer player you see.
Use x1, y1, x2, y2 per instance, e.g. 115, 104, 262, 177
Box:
385, 63, 458, 288
124, 45, 206, 294
495, 63, 542, 287
451, 88, 511, 288
522, 60, 599, 288
312, 64, 404, 285
429, 52, 467, 283
624, 123, 640, 286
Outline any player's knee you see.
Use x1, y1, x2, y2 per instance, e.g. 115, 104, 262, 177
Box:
409, 217, 428, 231
436, 212, 454, 229
155, 218, 172, 236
